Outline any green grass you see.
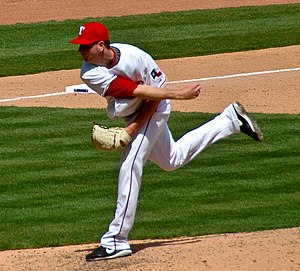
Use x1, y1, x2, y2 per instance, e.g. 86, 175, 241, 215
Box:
0, 107, 299, 250
0, 3, 300, 76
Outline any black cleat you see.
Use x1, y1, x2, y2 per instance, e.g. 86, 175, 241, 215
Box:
86, 245, 132, 261
233, 101, 263, 141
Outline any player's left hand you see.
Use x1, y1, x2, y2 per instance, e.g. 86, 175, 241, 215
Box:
91, 124, 132, 151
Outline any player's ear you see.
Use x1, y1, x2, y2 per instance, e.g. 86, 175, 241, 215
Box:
97, 41, 106, 51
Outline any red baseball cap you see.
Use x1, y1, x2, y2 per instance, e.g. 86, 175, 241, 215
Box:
70, 22, 109, 45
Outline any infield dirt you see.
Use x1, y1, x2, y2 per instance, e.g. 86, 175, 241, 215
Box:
0, 1, 299, 270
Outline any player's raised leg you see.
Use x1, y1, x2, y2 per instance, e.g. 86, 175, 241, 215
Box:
148, 102, 262, 171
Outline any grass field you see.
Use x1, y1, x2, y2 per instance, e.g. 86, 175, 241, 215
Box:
0, 4, 299, 251
0, 4, 299, 76
0, 107, 299, 250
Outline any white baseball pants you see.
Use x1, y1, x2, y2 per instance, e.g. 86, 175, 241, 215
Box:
101, 102, 240, 250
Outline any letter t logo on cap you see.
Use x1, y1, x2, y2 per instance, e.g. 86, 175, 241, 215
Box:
79, 26, 85, 35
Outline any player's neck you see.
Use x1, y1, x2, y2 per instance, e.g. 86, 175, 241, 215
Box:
103, 48, 115, 68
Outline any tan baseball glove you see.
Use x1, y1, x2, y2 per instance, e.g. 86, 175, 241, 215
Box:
91, 124, 132, 151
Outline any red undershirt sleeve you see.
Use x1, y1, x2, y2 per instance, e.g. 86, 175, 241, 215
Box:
105, 76, 138, 99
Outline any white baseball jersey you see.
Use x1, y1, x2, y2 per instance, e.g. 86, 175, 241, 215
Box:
80, 43, 169, 119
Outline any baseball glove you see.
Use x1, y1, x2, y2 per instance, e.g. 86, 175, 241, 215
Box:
91, 124, 132, 151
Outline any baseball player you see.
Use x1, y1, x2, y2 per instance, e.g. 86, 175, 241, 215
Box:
70, 22, 263, 261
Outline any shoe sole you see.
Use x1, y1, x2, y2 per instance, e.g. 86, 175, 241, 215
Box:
233, 101, 263, 141
86, 249, 132, 261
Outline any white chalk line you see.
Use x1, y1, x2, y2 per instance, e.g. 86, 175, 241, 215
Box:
0, 92, 70, 103
166, 67, 300, 84
0, 67, 299, 103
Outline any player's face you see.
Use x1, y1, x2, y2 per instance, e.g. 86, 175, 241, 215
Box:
78, 42, 103, 64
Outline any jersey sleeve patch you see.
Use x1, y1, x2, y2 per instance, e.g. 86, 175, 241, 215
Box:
150, 68, 163, 79
149, 67, 166, 87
